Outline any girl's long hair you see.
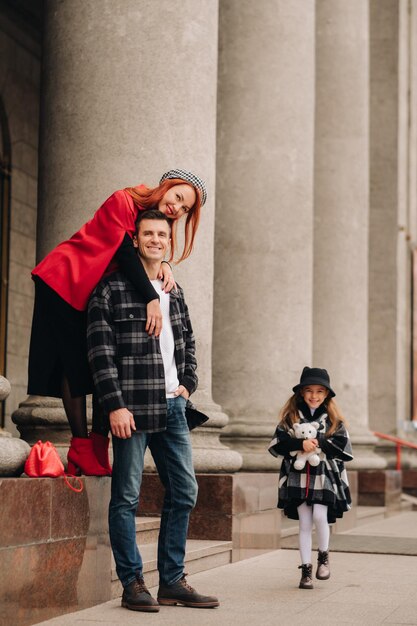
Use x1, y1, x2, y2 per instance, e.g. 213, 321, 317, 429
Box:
125, 179, 202, 262
278, 392, 346, 437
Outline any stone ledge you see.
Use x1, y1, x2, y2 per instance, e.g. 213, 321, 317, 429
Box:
358, 469, 402, 510
0, 476, 111, 626
402, 469, 417, 496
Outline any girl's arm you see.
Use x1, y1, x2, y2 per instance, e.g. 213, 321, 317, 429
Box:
317, 423, 353, 462
115, 233, 162, 336
268, 427, 304, 458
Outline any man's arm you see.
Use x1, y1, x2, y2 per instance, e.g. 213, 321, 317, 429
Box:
180, 294, 198, 396
87, 283, 136, 437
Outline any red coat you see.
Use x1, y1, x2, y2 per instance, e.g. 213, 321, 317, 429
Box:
32, 189, 140, 311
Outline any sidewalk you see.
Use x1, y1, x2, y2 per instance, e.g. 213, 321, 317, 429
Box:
35, 511, 417, 626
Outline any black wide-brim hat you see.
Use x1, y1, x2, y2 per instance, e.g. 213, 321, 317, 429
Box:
292, 366, 336, 397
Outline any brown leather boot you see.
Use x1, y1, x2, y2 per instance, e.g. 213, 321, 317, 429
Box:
316, 550, 330, 580
298, 563, 314, 589
121, 575, 159, 612
158, 574, 219, 608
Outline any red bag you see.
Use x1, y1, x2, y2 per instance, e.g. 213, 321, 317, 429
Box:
24, 440, 83, 493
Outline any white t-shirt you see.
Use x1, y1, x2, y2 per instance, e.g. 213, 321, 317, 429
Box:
151, 280, 179, 397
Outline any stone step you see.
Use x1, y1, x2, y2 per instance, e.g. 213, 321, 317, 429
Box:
354, 505, 386, 526
135, 515, 160, 544
280, 513, 299, 539
401, 492, 417, 511
111, 538, 233, 599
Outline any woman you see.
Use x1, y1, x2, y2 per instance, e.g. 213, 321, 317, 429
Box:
28, 168, 207, 476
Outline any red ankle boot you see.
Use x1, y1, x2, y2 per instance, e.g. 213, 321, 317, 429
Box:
67, 437, 110, 476
89, 432, 112, 475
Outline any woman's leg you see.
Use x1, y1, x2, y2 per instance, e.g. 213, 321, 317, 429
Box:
297, 501, 313, 564
61, 375, 88, 438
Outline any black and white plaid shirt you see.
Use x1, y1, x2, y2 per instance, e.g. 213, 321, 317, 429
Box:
87, 272, 201, 433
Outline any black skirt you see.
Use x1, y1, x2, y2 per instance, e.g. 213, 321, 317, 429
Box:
27, 277, 93, 398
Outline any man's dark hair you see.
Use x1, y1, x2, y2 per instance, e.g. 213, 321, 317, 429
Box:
135, 209, 172, 232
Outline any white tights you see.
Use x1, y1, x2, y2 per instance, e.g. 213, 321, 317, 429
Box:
297, 502, 329, 564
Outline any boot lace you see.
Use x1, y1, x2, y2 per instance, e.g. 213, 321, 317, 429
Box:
318, 551, 329, 565
134, 576, 150, 595
298, 564, 312, 579
179, 573, 195, 592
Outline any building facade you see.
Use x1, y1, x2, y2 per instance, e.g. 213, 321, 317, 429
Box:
1, 0, 417, 471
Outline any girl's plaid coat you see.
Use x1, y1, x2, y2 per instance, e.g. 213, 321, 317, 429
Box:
268, 404, 353, 523
87, 272, 207, 433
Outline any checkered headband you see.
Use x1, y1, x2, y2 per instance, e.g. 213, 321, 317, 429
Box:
159, 169, 207, 206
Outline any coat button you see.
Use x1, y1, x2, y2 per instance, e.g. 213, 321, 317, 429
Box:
129, 314, 134, 318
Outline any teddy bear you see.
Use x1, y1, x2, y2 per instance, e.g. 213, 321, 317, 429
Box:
289, 421, 321, 470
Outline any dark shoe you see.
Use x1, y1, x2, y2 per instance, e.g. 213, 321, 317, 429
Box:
158, 574, 219, 608
121, 576, 159, 612
316, 550, 330, 580
298, 563, 314, 589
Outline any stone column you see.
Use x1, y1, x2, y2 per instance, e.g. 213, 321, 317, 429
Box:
400, 0, 417, 470
314, 0, 384, 468
13, 0, 241, 472
368, 0, 401, 437
214, 0, 316, 470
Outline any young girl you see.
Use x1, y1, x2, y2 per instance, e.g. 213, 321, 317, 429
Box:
268, 366, 353, 589
28, 169, 206, 476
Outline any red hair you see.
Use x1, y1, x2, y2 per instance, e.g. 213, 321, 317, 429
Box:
125, 179, 201, 262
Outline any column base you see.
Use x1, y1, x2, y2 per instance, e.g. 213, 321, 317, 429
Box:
189, 401, 242, 472
12, 395, 90, 465
13, 397, 243, 473
221, 421, 279, 471
0, 435, 31, 476
349, 432, 387, 470
12, 395, 79, 443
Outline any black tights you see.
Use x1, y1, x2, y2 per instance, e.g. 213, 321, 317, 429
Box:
61, 376, 109, 438
61, 375, 88, 438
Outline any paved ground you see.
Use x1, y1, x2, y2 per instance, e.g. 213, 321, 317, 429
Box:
281, 510, 417, 555
35, 511, 417, 626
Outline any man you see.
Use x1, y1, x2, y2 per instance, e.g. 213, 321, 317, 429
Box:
87, 210, 219, 612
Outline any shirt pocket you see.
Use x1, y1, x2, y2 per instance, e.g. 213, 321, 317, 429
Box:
113, 306, 150, 357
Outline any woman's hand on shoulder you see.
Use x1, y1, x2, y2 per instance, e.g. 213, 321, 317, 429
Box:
146, 298, 163, 336
158, 262, 177, 293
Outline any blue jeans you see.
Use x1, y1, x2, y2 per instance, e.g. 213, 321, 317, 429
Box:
109, 396, 198, 588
